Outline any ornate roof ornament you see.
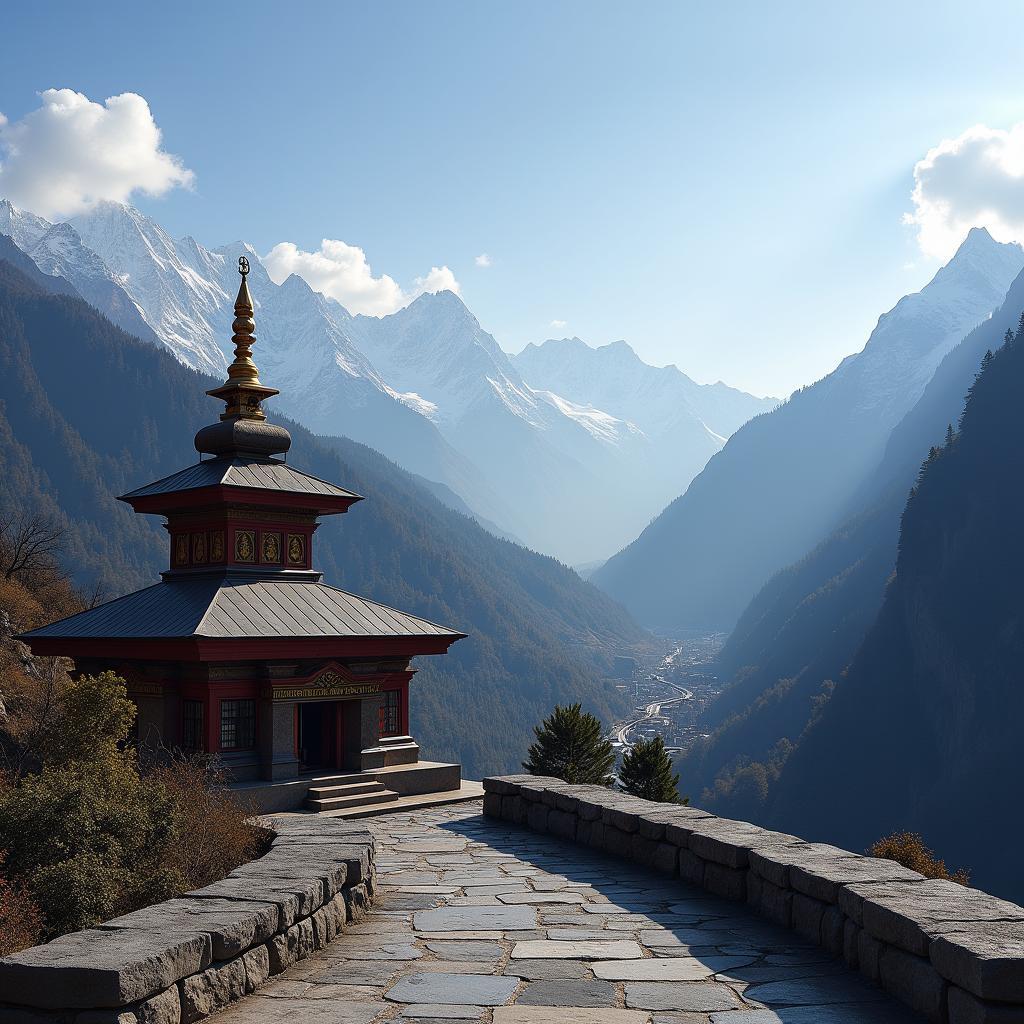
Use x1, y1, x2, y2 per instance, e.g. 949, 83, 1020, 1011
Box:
195, 255, 292, 458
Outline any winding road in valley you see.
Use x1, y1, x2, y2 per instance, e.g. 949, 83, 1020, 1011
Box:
614, 678, 693, 751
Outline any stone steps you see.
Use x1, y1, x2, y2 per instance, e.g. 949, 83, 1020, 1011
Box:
305, 780, 399, 812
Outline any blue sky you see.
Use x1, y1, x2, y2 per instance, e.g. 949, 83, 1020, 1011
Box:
3, 1, 1024, 396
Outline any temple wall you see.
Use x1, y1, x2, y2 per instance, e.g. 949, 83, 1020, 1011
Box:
0, 817, 376, 1023
483, 774, 1024, 1024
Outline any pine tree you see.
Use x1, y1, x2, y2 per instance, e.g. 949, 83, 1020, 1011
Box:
523, 703, 615, 785
944, 423, 955, 447
618, 735, 686, 803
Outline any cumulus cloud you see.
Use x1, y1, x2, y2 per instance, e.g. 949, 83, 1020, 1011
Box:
0, 89, 193, 219
413, 265, 461, 296
264, 239, 460, 316
474, 252, 493, 267
905, 121, 1024, 259
550, 319, 567, 329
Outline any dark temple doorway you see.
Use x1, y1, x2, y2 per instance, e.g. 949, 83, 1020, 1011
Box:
298, 701, 342, 772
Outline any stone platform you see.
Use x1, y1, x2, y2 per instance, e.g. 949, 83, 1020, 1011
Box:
229, 761, 464, 813
211, 802, 924, 1024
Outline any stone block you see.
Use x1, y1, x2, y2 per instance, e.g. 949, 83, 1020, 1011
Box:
791, 892, 825, 944
345, 881, 371, 923
650, 841, 679, 875
241, 944, 270, 993
267, 918, 313, 976
930, 921, 1024, 1002
575, 798, 604, 822
547, 810, 577, 841
704, 863, 745, 902
603, 807, 640, 833
755, 879, 791, 928
879, 944, 947, 1024
527, 803, 549, 833
602, 826, 634, 860
677, 848, 705, 886
857, 930, 883, 983
541, 788, 562, 809
745, 869, 762, 908
821, 905, 845, 957
77, 985, 180, 1024
102, 899, 278, 961
0, 928, 211, 1009
947, 985, 1024, 1024
574, 819, 594, 845
847, 878, 1024, 958
188, 878, 312, 927
482, 792, 502, 817
180, 959, 246, 1023
501, 794, 525, 824
482, 776, 519, 796
843, 919, 860, 970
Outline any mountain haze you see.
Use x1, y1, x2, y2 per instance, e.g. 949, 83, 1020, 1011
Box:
594, 228, 1024, 629
0, 198, 770, 563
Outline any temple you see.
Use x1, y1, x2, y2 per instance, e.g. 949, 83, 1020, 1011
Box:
20, 256, 467, 811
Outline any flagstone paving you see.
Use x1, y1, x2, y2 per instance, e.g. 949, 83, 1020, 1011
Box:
212, 802, 924, 1024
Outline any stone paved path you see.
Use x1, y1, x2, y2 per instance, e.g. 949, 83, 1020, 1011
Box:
214, 803, 923, 1024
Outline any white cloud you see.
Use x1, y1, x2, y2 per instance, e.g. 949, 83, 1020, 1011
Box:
905, 121, 1024, 259
475, 253, 493, 267
413, 265, 461, 296
264, 239, 460, 316
550, 319, 567, 329
0, 89, 193, 220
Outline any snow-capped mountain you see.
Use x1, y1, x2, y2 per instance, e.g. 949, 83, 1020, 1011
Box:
595, 226, 1024, 630
0, 199, 158, 344
514, 337, 778, 445
1, 197, 771, 562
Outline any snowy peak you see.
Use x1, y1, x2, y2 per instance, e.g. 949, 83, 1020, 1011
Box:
514, 335, 776, 439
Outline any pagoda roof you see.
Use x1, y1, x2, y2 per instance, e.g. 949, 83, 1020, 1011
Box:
121, 456, 361, 503
21, 577, 464, 645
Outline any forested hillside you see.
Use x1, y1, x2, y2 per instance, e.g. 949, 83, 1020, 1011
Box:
683, 267, 1024, 819
0, 258, 643, 778
762, 319, 1024, 900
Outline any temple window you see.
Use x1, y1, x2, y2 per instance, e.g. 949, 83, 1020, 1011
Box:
220, 699, 256, 750
380, 689, 402, 736
182, 699, 204, 752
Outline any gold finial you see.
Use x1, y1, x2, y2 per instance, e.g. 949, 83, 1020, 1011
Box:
206, 253, 279, 421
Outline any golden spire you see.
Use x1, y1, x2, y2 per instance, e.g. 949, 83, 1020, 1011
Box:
207, 255, 279, 421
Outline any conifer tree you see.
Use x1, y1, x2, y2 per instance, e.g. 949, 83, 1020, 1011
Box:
523, 703, 615, 785
944, 423, 955, 447
618, 735, 686, 803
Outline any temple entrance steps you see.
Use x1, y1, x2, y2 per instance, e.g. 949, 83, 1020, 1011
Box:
304, 775, 399, 812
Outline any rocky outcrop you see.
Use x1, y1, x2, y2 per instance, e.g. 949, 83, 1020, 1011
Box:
0, 816, 375, 1023
484, 775, 1024, 1024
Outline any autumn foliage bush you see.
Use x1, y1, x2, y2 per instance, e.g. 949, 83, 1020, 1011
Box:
869, 831, 970, 885
0, 514, 267, 950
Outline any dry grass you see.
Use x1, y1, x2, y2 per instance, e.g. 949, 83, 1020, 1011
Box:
869, 831, 970, 885
152, 756, 272, 893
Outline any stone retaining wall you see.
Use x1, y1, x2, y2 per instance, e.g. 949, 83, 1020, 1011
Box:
483, 774, 1024, 1024
0, 816, 376, 1023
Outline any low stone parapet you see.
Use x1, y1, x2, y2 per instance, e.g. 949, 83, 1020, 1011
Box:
0, 816, 376, 1023
483, 774, 1024, 1024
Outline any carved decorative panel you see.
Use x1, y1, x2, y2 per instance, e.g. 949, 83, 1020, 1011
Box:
261, 532, 281, 563
287, 533, 305, 565
234, 530, 256, 563
209, 531, 225, 562
192, 532, 207, 564
174, 535, 189, 566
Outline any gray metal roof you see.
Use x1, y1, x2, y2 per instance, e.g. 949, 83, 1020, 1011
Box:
23, 578, 462, 641
121, 457, 360, 501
